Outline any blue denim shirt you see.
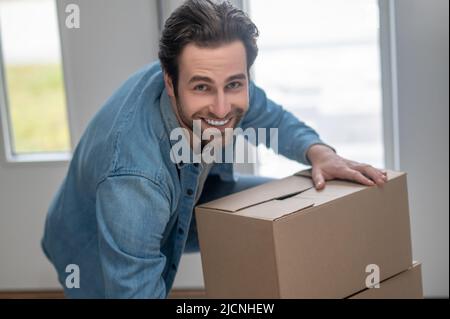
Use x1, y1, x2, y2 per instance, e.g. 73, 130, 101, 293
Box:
42, 61, 326, 298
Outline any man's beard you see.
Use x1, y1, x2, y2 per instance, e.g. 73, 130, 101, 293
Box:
174, 97, 246, 148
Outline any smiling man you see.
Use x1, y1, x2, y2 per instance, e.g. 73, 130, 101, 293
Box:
165, 40, 250, 157
168, 41, 248, 134
42, 0, 387, 298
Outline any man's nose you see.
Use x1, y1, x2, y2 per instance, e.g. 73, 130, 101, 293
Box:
210, 91, 231, 119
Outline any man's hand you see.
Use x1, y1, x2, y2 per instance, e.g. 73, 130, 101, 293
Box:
306, 144, 388, 190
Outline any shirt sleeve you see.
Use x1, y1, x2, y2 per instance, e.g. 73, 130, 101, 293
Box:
95, 174, 171, 298
241, 81, 335, 165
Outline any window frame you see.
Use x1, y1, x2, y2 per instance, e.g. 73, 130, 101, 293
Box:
0, 0, 398, 169
247, 0, 398, 174
0, 0, 73, 164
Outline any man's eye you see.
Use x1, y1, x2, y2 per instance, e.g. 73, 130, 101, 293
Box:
194, 84, 209, 92
227, 82, 242, 90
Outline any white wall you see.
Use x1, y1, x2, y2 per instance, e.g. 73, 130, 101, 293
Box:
58, 0, 160, 146
393, 0, 449, 297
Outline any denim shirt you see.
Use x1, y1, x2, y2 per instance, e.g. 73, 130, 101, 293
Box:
41, 61, 326, 298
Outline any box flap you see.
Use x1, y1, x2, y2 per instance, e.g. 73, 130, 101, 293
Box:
295, 168, 405, 182
294, 169, 313, 178
384, 170, 406, 181
297, 180, 367, 205
197, 175, 314, 212
236, 197, 315, 220
293, 169, 406, 205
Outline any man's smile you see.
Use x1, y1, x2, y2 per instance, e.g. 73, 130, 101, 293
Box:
203, 117, 231, 126
201, 116, 233, 129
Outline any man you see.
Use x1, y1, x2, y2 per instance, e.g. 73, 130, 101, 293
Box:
42, 0, 387, 298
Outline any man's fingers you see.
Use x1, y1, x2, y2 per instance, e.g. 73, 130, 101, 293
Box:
363, 166, 386, 185
346, 169, 376, 186
312, 168, 326, 190
352, 164, 387, 186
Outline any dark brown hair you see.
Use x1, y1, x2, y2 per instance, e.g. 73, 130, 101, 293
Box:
158, 0, 259, 95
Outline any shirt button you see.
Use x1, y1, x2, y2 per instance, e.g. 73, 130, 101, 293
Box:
186, 188, 194, 196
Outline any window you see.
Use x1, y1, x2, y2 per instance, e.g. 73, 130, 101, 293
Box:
249, 0, 384, 177
0, 0, 71, 159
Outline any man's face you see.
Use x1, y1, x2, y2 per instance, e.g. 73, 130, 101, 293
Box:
164, 40, 249, 147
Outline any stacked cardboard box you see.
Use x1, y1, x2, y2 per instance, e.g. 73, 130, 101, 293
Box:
349, 262, 423, 299
195, 170, 423, 299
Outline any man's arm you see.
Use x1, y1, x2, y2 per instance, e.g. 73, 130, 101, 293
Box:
242, 81, 332, 165
96, 175, 171, 298
242, 81, 387, 189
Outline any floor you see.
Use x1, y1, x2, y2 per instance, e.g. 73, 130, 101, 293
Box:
0, 289, 206, 299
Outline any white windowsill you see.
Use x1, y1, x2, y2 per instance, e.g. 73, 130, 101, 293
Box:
4, 152, 72, 164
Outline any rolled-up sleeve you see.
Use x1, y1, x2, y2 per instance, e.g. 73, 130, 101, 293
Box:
95, 175, 171, 298
241, 81, 334, 165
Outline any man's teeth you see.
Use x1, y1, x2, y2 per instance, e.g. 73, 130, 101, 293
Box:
204, 118, 230, 126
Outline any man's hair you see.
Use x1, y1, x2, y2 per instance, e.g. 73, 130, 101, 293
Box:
158, 0, 259, 95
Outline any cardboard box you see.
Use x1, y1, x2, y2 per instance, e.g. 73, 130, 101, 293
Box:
349, 262, 423, 299
195, 170, 413, 298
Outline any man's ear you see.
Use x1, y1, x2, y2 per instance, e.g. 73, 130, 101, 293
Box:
164, 72, 176, 98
